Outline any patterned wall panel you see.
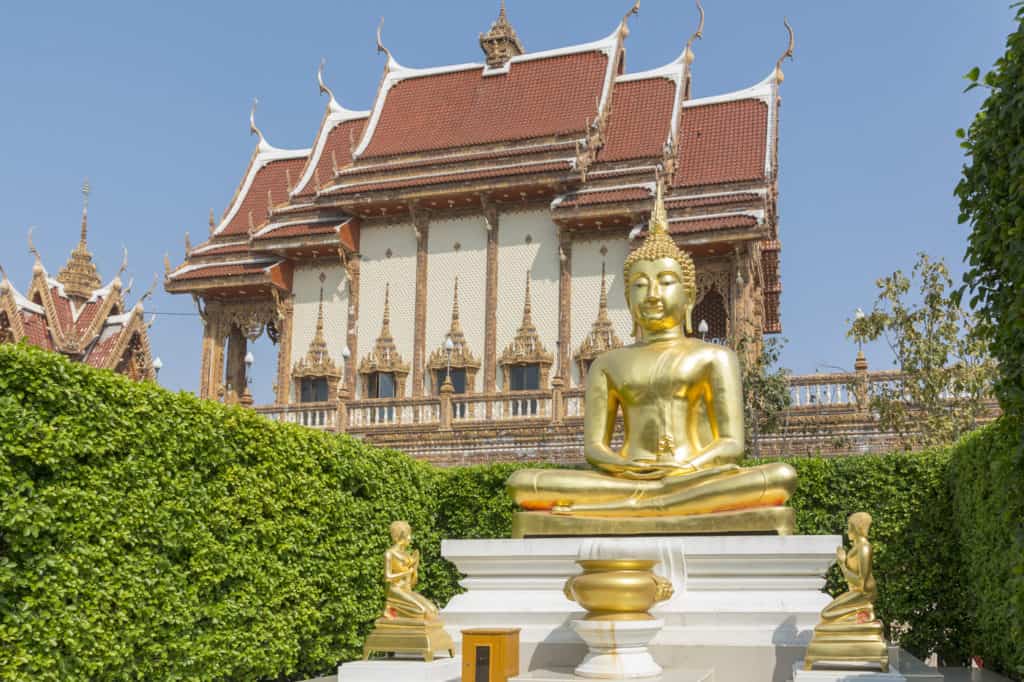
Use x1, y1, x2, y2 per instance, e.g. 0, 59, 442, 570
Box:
496, 210, 559, 390
358, 222, 418, 398
569, 238, 633, 386
291, 264, 349, 370
425, 216, 487, 393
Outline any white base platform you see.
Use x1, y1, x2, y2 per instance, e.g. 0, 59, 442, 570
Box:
441, 535, 840, 651
794, 660, 905, 681
512, 666, 713, 682
337, 656, 460, 682
572, 618, 664, 679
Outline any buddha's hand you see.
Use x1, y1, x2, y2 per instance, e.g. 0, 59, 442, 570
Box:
619, 461, 699, 479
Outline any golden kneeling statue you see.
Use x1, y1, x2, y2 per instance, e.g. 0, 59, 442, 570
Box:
804, 512, 889, 671
363, 521, 454, 662
508, 182, 797, 537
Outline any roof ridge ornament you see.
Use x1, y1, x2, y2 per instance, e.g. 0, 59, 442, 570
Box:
57, 179, 103, 299
773, 18, 795, 84
480, 0, 524, 69
27, 226, 43, 273
682, 0, 704, 66
249, 98, 274, 152
618, 0, 640, 40
318, 58, 339, 110
376, 18, 401, 72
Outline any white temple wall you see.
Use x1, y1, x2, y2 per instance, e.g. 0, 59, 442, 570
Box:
495, 210, 560, 391
357, 222, 418, 398
569, 237, 633, 387
425, 216, 488, 394
290, 263, 349, 373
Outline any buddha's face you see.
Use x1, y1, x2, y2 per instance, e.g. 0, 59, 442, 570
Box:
627, 257, 692, 335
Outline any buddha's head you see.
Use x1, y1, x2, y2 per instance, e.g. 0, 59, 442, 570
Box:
623, 183, 697, 338
390, 520, 412, 547
847, 512, 872, 541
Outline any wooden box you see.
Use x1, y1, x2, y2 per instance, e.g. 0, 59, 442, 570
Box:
461, 628, 520, 682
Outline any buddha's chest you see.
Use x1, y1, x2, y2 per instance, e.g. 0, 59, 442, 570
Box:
607, 349, 708, 405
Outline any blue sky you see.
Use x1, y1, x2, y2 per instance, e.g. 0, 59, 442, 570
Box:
0, 1, 1011, 402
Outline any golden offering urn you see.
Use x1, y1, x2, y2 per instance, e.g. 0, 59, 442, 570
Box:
507, 178, 798, 538
362, 520, 454, 662
803, 512, 890, 672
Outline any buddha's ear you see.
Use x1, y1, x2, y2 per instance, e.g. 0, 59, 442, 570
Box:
684, 303, 694, 335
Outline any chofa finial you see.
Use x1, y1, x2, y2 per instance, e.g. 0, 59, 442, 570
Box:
618, 0, 641, 39
682, 0, 704, 66
376, 17, 396, 68
318, 57, 338, 107
249, 98, 266, 146
774, 18, 795, 84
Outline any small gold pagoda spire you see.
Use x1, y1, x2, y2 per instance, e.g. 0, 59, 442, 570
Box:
480, 0, 524, 68
293, 273, 341, 385
576, 261, 623, 376
57, 179, 103, 300
499, 270, 553, 378
359, 282, 410, 393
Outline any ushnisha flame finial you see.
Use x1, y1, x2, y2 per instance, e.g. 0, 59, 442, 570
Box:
682, 0, 704, 66
318, 57, 338, 106
774, 18, 795, 84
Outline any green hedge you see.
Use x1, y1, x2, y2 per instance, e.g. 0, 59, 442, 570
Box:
948, 418, 1024, 679
1, 344, 1021, 679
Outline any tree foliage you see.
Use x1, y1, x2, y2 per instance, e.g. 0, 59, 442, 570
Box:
736, 335, 792, 457
848, 253, 995, 450
955, 5, 1024, 419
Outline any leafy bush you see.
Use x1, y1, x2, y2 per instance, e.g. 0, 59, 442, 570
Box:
948, 417, 1024, 679
1, 344, 1020, 679
0, 344, 443, 681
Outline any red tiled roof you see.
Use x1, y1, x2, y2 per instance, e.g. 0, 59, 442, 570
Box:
666, 214, 759, 235
220, 157, 308, 236
50, 287, 73, 332
599, 78, 676, 162
20, 310, 52, 349
191, 241, 252, 257
85, 327, 123, 368
295, 118, 366, 197
361, 51, 610, 158
673, 99, 768, 187
333, 160, 572, 195
73, 298, 104, 336
667, 192, 761, 209
254, 222, 339, 240
172, 262, 273, 282
559, 186, 650, 208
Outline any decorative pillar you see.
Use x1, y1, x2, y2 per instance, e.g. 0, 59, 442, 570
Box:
557, 231, 572, 383
854, 350, 870, 412
225, 325, 247, 397
345, 254, 361, 397
336, 382, 350, 432
411, 207, 430, 397
551, 375, 565, 425
483, 198, 499, 398
274, 295, 294, 405
200, 309, 227, 400
439, 377, 454, 431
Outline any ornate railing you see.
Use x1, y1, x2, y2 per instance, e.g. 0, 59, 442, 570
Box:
255, 369, 917, 432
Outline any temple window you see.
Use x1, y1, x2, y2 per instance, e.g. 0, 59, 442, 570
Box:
499, 271, 554, 404
694, 288, 728, 342
574, 261, 623, 384
434, 368, 468, 395
358, 283, 410, 415
366, 371, 397, 399
299, 377, 330, 403
508, 364, 540, 391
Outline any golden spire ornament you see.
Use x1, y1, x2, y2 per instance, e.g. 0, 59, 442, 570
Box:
56, 179, 103, 300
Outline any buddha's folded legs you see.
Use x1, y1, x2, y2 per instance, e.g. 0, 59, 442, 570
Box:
508, 463, 797, 516
820, 590, 875, 622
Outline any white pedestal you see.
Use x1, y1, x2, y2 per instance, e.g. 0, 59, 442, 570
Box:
571, 618, 664, 679
793, 661, 906, 682
441, 535, 839, 650
337, 656, 460, 682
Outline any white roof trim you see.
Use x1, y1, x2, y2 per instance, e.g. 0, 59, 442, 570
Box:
212, 144, 309, 238
254, 216, 344, 238
191, 239, 250, 255
353, 27, 620, 159
323, 157, 574, 195
551, 182, 655, 209
667, 188, 768, 201
668, 208, 765, 224
291, 106, 370, 197
169, 257, 280, 279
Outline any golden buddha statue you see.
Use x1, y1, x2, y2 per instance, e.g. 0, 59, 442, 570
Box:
803, 512, 889, 671
507, 181, 797, 537
363, 521, 454, 662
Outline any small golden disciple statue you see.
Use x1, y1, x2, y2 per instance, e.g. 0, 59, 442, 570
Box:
363, 520, 454, 662
803, 512, 889, 671
507, 181, 798, 536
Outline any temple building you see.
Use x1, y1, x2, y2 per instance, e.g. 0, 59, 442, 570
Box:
1, 182, 158, 381
165, 3, 792, 462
